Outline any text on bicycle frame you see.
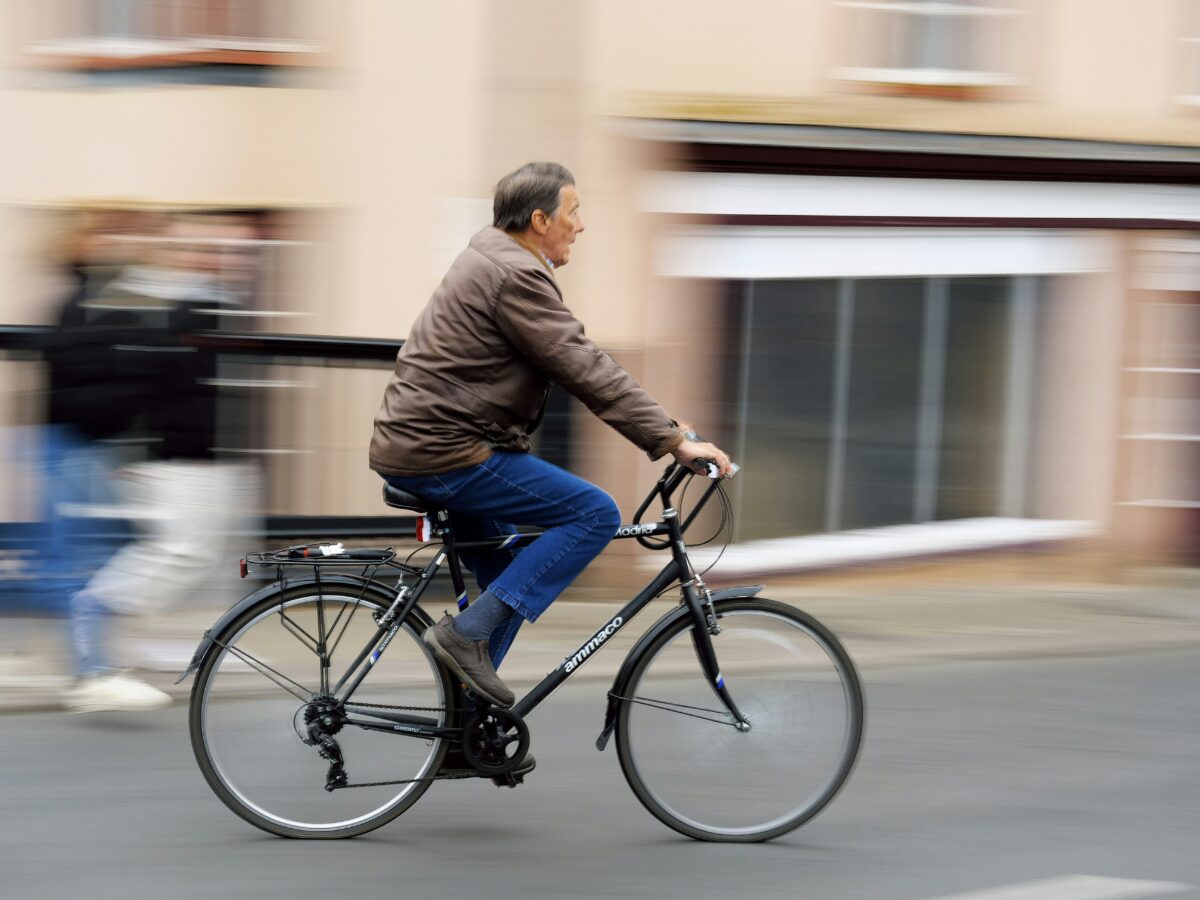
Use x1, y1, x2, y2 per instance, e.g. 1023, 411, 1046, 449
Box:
563, 615, 625, 673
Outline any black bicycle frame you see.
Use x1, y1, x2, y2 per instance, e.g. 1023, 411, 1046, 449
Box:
338, 462, 748, 738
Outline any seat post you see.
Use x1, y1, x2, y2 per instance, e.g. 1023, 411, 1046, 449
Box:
438, 510, 471, 612
380, 481, 470, 609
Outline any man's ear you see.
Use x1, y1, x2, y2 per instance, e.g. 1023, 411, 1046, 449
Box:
530, 209, 549, 235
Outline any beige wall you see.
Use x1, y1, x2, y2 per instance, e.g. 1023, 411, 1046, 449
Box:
584, 0, 835, 99
0, 88, 342, 209
1, 0, 1194, 533
1041, 0, 1180, 117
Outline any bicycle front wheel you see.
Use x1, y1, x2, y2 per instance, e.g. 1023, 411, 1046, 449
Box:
189, 582, 454, 839
616, 597, 863, 842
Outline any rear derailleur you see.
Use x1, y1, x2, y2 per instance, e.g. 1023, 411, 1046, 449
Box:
301, 698, 348, 791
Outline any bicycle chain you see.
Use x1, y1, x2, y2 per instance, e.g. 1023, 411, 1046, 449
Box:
345, 701, 446, 713
335, 701, 466, 787
336, 700, 511, 787
335, 771, 480, 789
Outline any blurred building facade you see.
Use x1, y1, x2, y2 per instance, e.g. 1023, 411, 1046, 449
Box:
3, 0, 1200, 578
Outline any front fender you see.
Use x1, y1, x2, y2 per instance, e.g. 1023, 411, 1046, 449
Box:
174, 574, 413, 685
594, 585, 762, 751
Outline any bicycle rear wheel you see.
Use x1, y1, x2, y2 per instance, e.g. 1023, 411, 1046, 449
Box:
616, 597, 863, 842
189, 582, 454, 839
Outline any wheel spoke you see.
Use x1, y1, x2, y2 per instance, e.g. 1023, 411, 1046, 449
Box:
210, 634, 314, 702
617, 694, 737, 726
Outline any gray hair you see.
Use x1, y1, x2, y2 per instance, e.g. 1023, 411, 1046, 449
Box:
492, 162, 575, 232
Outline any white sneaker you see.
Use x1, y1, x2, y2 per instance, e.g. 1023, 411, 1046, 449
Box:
63, 672, 173, 713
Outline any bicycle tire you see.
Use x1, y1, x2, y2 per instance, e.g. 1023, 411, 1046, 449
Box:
189, 582, 455, 839
615, 597, 864, 842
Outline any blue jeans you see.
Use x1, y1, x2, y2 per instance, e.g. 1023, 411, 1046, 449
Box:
37, 425, 125, 675
34, 425, 123, 603
70, 589, 113, 677
384, 452, 620, 668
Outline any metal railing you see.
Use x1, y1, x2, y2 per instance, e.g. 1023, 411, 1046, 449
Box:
0, 325, 575, 541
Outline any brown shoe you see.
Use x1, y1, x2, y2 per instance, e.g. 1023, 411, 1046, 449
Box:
423, 615, 515, 708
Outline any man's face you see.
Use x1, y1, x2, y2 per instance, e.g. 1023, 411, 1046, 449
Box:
538, 185, 584, 267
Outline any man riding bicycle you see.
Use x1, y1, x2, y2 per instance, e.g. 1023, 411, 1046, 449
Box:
369, 162, 732, 771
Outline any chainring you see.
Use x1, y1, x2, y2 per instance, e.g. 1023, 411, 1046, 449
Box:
460, 708, 530, 776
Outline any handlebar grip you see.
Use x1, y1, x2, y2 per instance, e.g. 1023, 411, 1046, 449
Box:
692, 459, 741, 480
680, 430, 740, 478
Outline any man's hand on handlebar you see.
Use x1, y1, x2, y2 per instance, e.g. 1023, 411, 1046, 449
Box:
672, 428, 736, 479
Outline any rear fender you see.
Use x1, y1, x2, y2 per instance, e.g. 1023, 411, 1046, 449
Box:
594, 585, 763, 751
174, 575, 421, 685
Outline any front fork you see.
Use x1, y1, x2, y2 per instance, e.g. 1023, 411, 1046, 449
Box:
667, 509, 751, 733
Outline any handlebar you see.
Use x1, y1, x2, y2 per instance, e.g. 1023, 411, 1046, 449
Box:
629, 432, 740, 548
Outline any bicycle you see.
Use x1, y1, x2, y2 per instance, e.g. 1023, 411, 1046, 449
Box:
180, 454, 864, 842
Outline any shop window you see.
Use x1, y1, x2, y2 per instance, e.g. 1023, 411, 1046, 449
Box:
724, 275, 1040, 541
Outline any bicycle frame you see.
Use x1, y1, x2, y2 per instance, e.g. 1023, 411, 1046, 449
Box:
335, 461, 750, 739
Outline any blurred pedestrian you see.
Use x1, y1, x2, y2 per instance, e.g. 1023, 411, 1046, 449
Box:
0, 213, 115, 686
62, 212, 261, 712
0, 209, 169, 704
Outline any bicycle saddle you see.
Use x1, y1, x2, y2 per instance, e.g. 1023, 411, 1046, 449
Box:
381, 483, 435, 513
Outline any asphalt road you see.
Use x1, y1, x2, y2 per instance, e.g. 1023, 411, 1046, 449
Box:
1, 649, 1197, 900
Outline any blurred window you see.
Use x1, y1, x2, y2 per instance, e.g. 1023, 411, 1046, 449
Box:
101, 216, 315, 323
1122, 235, 1200, 510
79, 212, 326, 468
723, 275, 1043, 541
18, 0, 334, 71
936, 277, 1011, 521
721, 279, 840, 539
833, 0, 1024, 93
842, 279, 924, 530
1183, 3, 1200, 107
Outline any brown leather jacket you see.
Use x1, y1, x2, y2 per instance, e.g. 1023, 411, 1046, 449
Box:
370, 226, 683, 476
